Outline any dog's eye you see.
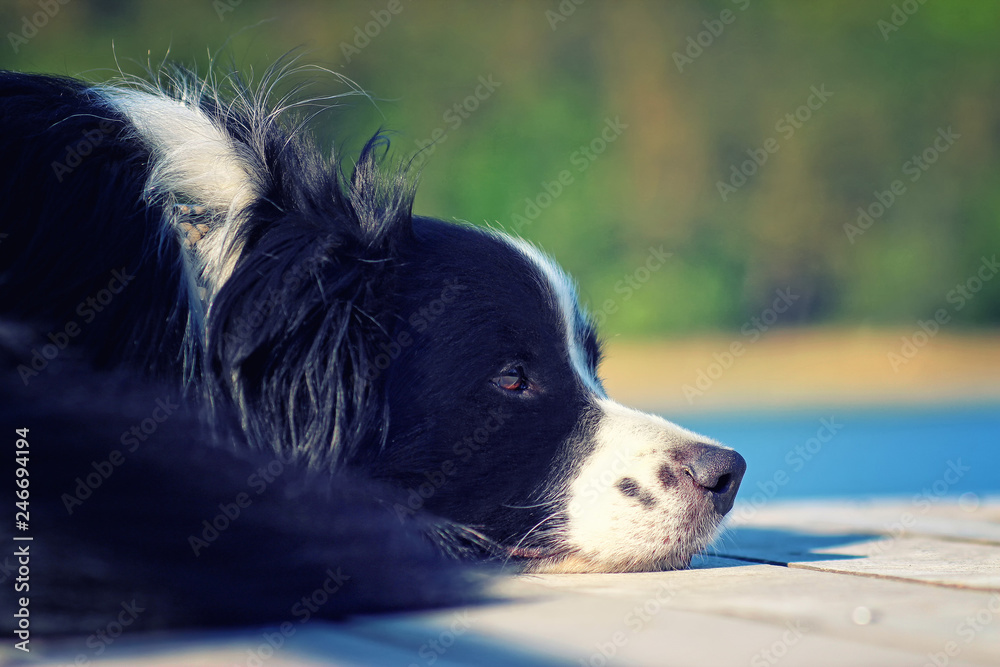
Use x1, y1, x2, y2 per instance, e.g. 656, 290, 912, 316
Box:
494, 366, 528, 392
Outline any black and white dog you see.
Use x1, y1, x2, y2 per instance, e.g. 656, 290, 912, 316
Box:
0, 64, 745, 633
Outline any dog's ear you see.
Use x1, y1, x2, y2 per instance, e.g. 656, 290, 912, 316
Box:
205, 137, 415, 469
346, 134, 417, 252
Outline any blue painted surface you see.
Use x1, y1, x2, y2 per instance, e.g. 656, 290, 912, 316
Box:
672, 403, 1000, 500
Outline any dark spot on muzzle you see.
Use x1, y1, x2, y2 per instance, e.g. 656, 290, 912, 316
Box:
657, 465, 677, 488
617, 477, 656, 508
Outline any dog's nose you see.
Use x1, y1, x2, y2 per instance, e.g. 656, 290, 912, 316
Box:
682, 444, 747, 515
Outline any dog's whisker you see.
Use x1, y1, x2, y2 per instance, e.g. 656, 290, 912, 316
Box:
0, 59, 746, 631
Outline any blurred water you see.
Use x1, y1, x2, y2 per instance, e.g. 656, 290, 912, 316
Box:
673, 403, 1000, 500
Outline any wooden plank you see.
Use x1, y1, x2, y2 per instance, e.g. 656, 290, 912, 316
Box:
392, 573, 995, 667
17, 500, 1000, 666
14, 624, 575, 667
21, 559, 1000, 667
717, 529, 1000, 590
12, 628, 418, 667
18, 561, 1000, 667
500, 564, 1000, 666
728, 497, 1000, 544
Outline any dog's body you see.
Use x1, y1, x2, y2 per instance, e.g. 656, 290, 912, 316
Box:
0, 66, 745, 633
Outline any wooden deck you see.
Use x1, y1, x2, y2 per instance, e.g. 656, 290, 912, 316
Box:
15, 496, 1000, 666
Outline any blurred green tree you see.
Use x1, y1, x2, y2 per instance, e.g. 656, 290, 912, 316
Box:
1, 0, 996, 335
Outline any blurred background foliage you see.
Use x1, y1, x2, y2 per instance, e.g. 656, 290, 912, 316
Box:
2, 0, 998, 338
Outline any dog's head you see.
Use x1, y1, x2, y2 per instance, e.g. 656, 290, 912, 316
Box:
212, 190, 745, 572
115, 75, 749, 571
368, 216, 747, 572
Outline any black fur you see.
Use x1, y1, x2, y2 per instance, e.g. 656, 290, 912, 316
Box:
1, 334, 485, 634
0, 65, 746, 637
0, 66, 591, 632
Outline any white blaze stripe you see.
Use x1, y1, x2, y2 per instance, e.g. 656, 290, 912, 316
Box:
504, 237, 605, 396
489, 234, 737, 571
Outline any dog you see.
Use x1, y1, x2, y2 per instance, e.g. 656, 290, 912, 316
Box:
0, 63, 745, 634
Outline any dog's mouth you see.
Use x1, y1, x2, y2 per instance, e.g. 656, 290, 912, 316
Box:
510, 547, 696, 574
504, 545, 570, 560
502, 542, 697, 573
505, 545, 594, 573
501, 509, 724, 573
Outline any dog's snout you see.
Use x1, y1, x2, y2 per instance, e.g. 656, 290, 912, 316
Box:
682, 444, 747, 515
